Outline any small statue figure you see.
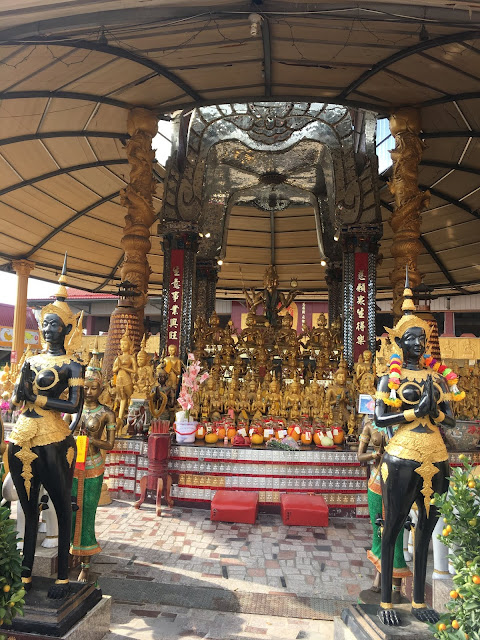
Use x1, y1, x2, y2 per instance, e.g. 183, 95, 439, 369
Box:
243, 265, 302, 328
9, 257, 84, 598
325, 366, 349, 427
153, 366, 176, 423
267, 377, 282, 416
309, 314, 331, 357
251, 385, 265, 420
357, 418, 411, 601
133, 335, 155, 399
374, 270, 459, 626
112, 327, 137, 430
163, 343, 182, 391
284, 379, 303, 421
70, 349, 115, 582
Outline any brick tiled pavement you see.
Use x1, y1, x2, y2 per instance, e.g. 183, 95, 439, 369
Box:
89, 500, 378, 639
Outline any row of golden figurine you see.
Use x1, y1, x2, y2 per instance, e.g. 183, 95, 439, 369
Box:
455, 363, 480, 420
193, 311, 343, 368
188, 349, 376, 428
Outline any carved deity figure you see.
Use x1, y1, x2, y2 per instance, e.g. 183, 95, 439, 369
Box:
374, 272, 457, 626
163, 343, 182, 391
112, 327, 137, 430
133, 336, 155, 399
309, 314, 331, 356
70, 350, 115, 583
9, 258, 84, 598
244, 265, 301, 328
266, 377, 282, 416
325, 368, 349, 427
357, 419, 411, 600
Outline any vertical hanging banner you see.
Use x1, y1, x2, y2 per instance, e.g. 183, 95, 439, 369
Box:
166, 249, 184, 353
353, 252, 369, 363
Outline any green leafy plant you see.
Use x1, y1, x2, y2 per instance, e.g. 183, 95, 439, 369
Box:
430, 455, 480, 640
0, 505, 25, 639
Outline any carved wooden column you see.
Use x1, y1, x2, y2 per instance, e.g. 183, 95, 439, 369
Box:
103, 108, 158, 378
120, 108, 158, 320
11, 259, 35, 368
195, 259, 219, 321
388, 108, 430, 321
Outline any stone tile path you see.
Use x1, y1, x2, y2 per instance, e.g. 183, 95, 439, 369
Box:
89, 500, 377, 639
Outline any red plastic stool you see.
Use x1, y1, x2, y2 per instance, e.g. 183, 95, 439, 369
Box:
211, 490, 259, 525
280, 493, 329, 527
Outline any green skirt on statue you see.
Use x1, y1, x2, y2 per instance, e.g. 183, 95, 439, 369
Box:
367, 479, 412, 578
71, 452, 104, 557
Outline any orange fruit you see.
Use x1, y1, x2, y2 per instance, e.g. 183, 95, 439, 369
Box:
287, 426, 300, 441
226, 427, 237, 439
332, 428, 345, 444
2, 585, 10, 593
468, 480, 475, 489
205, 432, 218, 444
216, 427, 226, 439
313, 431, 323, 446
445, 525, 452, 534
438, 623, 446, 631
301, 431, 313, 445
195, 426, 205, 439
250, 433, 263, 445
452, 620, 460, 630
472, 575, 480, 584
450, 590, 459, 599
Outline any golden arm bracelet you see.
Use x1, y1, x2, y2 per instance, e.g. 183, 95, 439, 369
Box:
34, 394, 48, 408
435, 410, 445, 423
403, 409, 416, 422
68, 378, 84, 387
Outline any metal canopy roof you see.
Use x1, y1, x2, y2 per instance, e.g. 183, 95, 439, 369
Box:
0, 0, 479, 297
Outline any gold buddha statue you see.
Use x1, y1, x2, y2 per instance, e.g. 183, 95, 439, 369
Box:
163, 343, 182, 391
325, 366, 349, 427
112, 327, 137, 430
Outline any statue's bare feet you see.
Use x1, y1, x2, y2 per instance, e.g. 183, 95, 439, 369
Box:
77, 568, 89, 583
411, 607, 440, 623
377, 608, 400, 626
48, 582, 70, 599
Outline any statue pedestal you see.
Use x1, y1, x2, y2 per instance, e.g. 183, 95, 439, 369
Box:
33, 537, 81, 578
334, 604, 434, 640
432, 577, 454, 613
1, 578, 108, 638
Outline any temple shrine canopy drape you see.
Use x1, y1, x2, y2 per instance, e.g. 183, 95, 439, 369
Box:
0, 0, 479, 298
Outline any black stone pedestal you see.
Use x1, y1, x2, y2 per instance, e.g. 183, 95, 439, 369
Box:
1, 577, 102, 638
336, 604, 435, 640
359, 589, 409, 606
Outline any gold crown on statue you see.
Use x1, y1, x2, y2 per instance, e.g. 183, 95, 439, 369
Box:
39, 253, 84, 354
85, 337, 102, 381
385, 267, 432, 342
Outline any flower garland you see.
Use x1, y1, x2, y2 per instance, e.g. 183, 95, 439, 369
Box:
383, 352, 465, 408
422, 354, 465, 401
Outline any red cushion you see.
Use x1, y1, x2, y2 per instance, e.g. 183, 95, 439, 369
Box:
211, 490, 259, 525
280, 493, 328, 527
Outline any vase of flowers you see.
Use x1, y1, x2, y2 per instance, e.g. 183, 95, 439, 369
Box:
174, 353, 209, 444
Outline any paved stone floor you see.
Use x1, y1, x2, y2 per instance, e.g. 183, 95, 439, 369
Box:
87, 499, 377, 639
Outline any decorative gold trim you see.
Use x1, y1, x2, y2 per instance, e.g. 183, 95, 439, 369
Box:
33, 367, 59, 392
14, 447, 38, 499
29, 353, 79, 368
375, 391, 390, 401
381, 462, 389, 483
403, 409, 416, 422
398, 382, 422, 406
359, 434, 370, 443
415, 461, 440, 518
435, 411, 445, 423
66, 447, 75, 468
380, 602, 393, 609
34, 395, 48, 408
55, 579, 69, 584
432, 569, 450, 575
68, 378, 84, 387
412, 602, 427, 609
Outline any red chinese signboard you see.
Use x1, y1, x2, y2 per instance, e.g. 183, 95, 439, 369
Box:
165, 249, 184, 352
353, 252, 369, 362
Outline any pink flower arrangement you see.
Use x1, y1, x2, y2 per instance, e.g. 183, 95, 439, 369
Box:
0, 400, 10, 412
177, 353, 209, 420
